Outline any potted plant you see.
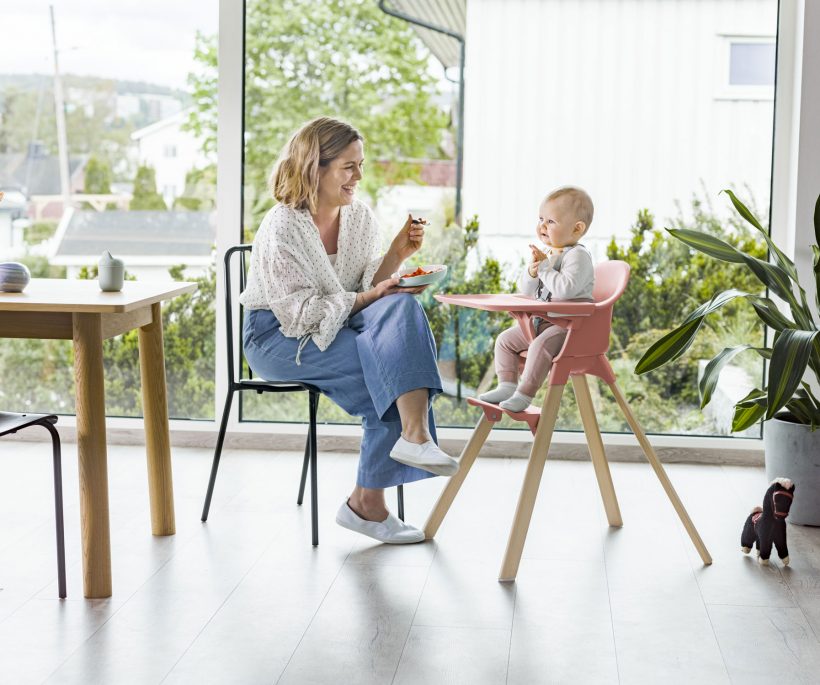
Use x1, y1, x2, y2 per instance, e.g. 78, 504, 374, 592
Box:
635, 190, 820, 524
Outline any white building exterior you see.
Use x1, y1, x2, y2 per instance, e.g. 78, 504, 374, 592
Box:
131, 108, 210, 207
455, 0, 778, 268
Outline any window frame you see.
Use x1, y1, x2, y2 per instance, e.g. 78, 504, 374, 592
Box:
715, 33, 777, 101
207, 0, 817, 455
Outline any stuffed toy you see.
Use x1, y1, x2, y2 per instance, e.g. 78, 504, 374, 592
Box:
741, 477, 795, 565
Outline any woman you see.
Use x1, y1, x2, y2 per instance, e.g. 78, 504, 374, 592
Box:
240, 117, 457, 544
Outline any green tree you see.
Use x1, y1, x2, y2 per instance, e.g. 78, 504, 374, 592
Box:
173, 164, 216, 211
83, 155, 112, 194
129, 164, 167, 210
186, 0, 451, 230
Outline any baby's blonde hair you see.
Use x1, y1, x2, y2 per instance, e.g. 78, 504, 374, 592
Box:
271, 117, 363, 213
545, 186, 594, 233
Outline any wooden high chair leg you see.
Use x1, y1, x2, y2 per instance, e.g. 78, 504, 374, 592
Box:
499, 383, 565, 582
423, 414, 494, 539
571, 375, 622, 527
608, 381, 713, 565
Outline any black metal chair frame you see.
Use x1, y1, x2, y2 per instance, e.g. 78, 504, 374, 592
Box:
200, 244, 404, 546
0, 412, 66, 598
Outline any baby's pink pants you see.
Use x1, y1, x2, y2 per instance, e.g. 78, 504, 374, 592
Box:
493, 322, 567, 396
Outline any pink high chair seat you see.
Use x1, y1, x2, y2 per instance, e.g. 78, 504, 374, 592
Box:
425, 260, 711, 581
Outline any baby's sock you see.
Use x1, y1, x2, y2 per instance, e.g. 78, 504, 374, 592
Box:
500, 391, 533, 413
479, 382, 517, 404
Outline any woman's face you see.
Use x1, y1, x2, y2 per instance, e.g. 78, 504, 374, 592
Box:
317, 139, 364, 209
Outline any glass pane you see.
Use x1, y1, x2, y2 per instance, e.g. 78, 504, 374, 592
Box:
730, 42, 776, 86
1, 2, 218, 419
240, 0, 455, 425
240, 0, 776, 440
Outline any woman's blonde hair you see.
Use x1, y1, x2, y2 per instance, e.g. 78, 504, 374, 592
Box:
271, 117, 363, 213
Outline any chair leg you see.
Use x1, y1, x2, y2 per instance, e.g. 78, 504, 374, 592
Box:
607, 380, 712, 565
571, 375, 622, 527
201, 389, 235, 522
297, 426, 310, 506
309, 391, 319, 547
397, 485, 405, 521
44, 422, 66, 599
499, 383, 565, 582
423, 414, 494, 539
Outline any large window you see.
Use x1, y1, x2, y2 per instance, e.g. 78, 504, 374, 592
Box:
238, 0, 778, 440
0, 2, 218, 419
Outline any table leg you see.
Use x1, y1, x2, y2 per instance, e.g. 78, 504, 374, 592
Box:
138, 302, 176, 536
73, 313, 112, 598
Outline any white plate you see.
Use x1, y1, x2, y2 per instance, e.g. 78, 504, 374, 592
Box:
397, 264, 448, 287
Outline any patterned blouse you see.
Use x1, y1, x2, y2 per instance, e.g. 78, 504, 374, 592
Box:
239, 199, 384, 362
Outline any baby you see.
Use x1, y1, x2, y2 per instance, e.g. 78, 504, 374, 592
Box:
479, 186, 596, 412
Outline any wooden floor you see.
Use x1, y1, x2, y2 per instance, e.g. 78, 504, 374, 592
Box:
2, 442, 820, 684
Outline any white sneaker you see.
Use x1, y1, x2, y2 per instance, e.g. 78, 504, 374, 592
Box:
389, 436, 459, 477
335, 501, 425, 544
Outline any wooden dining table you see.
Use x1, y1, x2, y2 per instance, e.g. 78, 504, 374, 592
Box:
0, 278, 197, 598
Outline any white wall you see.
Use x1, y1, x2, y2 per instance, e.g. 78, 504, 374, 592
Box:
462, 0, 778, 270
135, 119, 209, 206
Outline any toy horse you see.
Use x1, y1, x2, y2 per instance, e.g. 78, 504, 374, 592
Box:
741, 478, 795, 565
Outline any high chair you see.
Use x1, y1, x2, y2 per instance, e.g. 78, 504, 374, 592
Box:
426, 260, 712, 581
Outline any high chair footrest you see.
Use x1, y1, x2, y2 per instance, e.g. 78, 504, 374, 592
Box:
467, 397, 541, 435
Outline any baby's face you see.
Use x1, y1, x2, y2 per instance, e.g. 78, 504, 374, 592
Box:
536, 198, 585, 248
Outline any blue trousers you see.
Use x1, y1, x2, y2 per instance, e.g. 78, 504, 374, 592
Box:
243, 293, 443, 488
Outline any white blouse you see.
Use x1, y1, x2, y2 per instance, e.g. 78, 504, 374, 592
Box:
517, 243, 595, 301
239, 199, 384, 362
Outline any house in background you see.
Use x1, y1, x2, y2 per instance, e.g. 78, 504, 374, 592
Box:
391, 0, 778, 266
131, 108, 210, 208
0, 142, 88, 221
50, 208, 215, 280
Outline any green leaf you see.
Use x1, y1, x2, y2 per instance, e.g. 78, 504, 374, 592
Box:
784, 396, 814, 425
723, 189, 800, 282
766, 329, 820, 419
747, 295, 797, 331
666, 228, 745, 263
699, 345, 760, 408
813, 244, 820, 314
683, 289, 748, 324
740, 254, 798, 307
815, 192, 820, 253
635, 317, 705, 374
732, 389, 767, 432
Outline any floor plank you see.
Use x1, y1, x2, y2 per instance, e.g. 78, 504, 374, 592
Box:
1, 444, 819, 684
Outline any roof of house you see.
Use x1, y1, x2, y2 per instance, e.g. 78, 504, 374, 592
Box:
0, 153, 87, 196
131, 107, 194, 141
52, 209, 214, 263
383, 0, 465, 69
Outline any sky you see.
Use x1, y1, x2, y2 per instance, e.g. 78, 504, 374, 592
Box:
0, 0, 219, 90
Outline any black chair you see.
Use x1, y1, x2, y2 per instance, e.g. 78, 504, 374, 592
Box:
200, 245, 404, 546
0, 412, 66, 598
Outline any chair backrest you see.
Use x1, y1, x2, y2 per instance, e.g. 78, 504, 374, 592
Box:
223, 244, 254, 386
554, 260, 630, 362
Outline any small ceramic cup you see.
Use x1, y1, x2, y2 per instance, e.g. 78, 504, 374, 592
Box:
98, 251, 125, 292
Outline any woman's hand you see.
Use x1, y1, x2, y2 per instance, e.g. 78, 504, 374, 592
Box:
353, 277, 429, 314
389, 214, 426, 262
374, 277, 428, 298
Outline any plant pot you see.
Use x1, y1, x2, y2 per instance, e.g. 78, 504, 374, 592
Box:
764, 414, 820, 526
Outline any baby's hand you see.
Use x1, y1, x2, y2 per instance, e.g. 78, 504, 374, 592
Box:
528, 243, 548, 262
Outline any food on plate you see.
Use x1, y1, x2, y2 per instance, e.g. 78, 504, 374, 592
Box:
400, 266, 436, 278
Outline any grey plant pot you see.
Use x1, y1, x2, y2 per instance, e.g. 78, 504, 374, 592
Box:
764, 415, 820, 526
